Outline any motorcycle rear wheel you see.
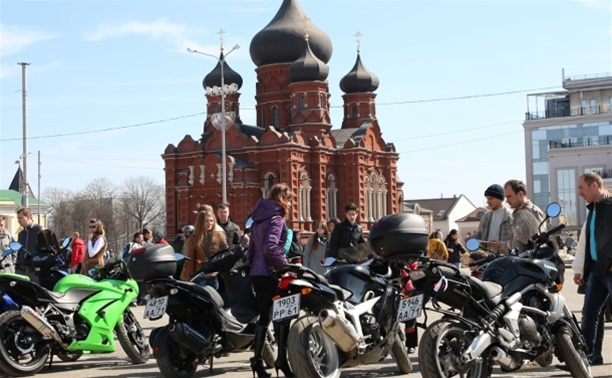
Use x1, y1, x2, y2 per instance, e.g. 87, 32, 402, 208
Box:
287, 315, 340, 378
0, 310, 50, 377
555, 325, 591, 378
419, 319, 491, 378
154, 327, 199, 378
115, 309, 149, 364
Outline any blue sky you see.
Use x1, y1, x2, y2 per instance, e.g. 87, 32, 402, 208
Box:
1, 0, 611, 208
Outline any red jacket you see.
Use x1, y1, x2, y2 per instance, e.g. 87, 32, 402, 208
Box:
70, 238, 85, 268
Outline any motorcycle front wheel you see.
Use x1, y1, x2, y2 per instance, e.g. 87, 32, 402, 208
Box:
555, 325, 591, 378
153, 327, 199, 378
391, 327, 413, 374
0, 310, 50, 376
419, 319, 491, 378
115, 309, 149, 364
287, 315, 340, 378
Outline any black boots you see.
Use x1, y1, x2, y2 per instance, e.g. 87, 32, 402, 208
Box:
274, 322, 294, 377
251, 326, 271, 378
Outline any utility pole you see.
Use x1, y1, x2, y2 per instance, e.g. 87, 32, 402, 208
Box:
38, 150, 41, 225
18, 62, 30, 208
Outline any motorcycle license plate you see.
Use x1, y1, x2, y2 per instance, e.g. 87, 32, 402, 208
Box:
397, 294, 424, 321
272, 294, 300, 322
143, 296, 168, 319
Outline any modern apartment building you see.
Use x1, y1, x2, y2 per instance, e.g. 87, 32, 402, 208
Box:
523, 71, 612, 227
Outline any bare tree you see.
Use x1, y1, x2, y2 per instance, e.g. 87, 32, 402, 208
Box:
43, 187, 76, 237
121, 176, 166, 235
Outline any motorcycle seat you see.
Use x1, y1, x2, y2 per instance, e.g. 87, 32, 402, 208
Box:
218, 307, 248, 334
468, 276, 503, 305
184, 282, 225, 309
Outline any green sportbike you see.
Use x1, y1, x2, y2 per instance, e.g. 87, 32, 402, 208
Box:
0, 241, 149, 376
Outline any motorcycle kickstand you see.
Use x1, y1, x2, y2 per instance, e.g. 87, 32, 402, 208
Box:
208, 351, 214, 373
48, 353, 54, 369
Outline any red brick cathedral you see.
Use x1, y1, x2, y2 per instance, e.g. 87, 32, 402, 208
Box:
162, 0, 402, 235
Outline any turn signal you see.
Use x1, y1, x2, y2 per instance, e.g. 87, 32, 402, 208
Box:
131, 247, 145, 255
301, 288, 312, 296
550, 283, 563, 293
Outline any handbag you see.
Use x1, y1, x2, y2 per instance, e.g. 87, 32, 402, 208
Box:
431, 243, 445, 261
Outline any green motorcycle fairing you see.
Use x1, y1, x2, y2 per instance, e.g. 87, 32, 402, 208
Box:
0, 272, 30, 281
53, 274, 139, 352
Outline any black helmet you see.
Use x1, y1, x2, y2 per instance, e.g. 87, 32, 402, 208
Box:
182, 225, 195, 233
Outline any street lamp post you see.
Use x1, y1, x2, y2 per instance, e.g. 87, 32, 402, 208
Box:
187, 31, 239, 205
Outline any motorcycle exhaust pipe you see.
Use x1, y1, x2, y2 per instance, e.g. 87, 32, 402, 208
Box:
168, 322, 212, 353
490, 347, 522, 371
319, 309, 359, 352
20, 305, 67, 349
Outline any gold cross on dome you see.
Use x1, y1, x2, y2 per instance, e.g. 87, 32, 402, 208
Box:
302, 16, 310, 40
355, 31, 362, 54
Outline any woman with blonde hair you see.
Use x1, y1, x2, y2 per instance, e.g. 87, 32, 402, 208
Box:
180, 205, 228, 288
81, 218, 107, 275
303, 220, 330, 275
248, 183, 294, 377
428, 230, 448, 261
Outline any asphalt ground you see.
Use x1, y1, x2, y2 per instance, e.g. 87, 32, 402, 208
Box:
0, 267, 610, 378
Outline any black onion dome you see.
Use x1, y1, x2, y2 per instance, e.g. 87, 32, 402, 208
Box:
288, 39, 329, 82
340, 53, 379, 93
250, 0, 333, 67
202, 52, 243, 90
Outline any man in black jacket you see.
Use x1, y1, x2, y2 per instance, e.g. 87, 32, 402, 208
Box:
217, 204, 241, 248
327, 203, 366, 262
575, 172, 612, 366
16, 207, 42, 282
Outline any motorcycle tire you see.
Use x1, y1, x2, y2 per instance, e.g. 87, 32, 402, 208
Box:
287, 315, 340, 378
56, 351, 83, 362
153, 327, 199, 378
418, 319, 491, 378
391, 328, 412, 374
554, 325, 591, 378
115, 309, 149, 364
0, 310, 50, 376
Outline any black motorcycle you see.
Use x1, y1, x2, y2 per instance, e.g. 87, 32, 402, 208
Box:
271, 256, 414, 378
128, 244, 276, 378
409, 203, 591, 378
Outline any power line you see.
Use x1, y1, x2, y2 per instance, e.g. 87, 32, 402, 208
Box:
394, 120, 520, 142
0, 85, 556, 142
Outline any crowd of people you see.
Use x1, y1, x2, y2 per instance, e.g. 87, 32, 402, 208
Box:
0, 172, 609, 372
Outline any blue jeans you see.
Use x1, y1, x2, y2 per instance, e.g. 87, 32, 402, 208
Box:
581, 264, 612, 363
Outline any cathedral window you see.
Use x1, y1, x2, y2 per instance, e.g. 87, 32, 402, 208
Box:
272, 106, 279, 128
298, 96, 305, 110
261, 173, 275, 198
287, 105, 292, 123
351, 105, 358, 117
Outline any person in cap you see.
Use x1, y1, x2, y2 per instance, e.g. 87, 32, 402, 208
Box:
153, 230, 169, 245
476, 184, 513, 254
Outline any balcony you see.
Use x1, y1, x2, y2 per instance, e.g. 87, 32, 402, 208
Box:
526, 103, 612, 120
549, 135, 612, 150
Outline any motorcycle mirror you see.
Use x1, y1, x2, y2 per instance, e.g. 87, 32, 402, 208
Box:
61, 237, 72, 248
175, 253, 187, 261
8, 241, 22, 251
546, 202, 561, 218
245, 217, 254, 229
465, 238, 481, 251
2, 249, 13, 258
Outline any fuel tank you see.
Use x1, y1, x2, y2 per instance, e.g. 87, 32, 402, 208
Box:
326, 263, 386, 305
481, 256, 560, 296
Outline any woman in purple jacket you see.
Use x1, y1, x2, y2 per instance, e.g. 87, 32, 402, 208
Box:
248, 183, 293, 377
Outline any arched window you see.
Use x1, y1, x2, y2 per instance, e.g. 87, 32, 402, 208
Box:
260, 109, 266, 128
299, 173, 311, 222
272, 106, 279, 128
351, 105, 358, 117
298, 96, 305, 110
261, 173, 275, 198
287, 105, 292, 124
326, 175, 337, 219
213, 105, 219, 114
320, 94, 325, 107
364, 176, 373, 221
372, 174, 379, 220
